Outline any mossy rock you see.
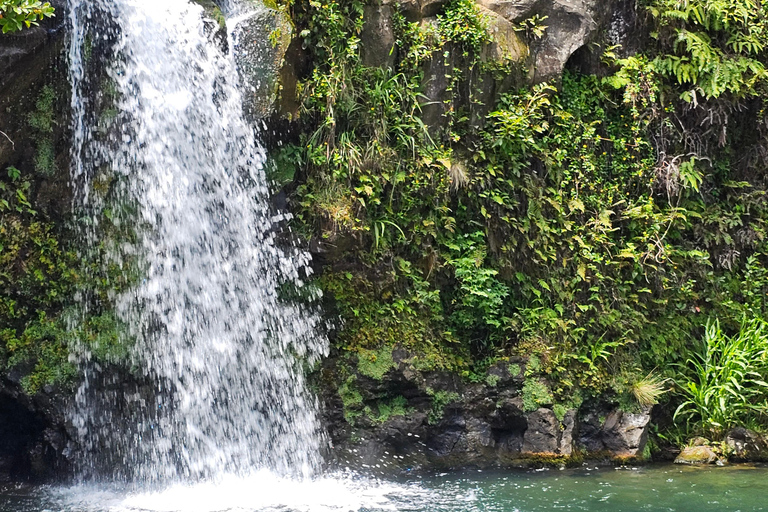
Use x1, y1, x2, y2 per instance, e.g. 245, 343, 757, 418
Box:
674, 445, 718, 465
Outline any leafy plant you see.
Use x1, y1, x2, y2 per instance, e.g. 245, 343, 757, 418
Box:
0, 0, 54, 33
522, 378, 553, 412
427, 389, 460, 424
674, 317, 768, 436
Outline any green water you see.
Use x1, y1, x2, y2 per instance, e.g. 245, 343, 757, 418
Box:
0, 464, 766, 512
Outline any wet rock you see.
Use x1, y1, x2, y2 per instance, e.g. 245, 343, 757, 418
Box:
231, 3, 293, 119
361, 4, 397, 69
522, 408, 559, 454
319, 350, 659, 470
578, 406, 652, 458
477, 0, 598, 81
558, 408, 578, 456
600, 408, 652, 457
0, 0, 68, 171
674, 445, 718, 465
725, 428, 768, 462
194, 0, 228, 46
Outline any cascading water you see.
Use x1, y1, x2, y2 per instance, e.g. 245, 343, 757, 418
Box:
68, 0, 327, 483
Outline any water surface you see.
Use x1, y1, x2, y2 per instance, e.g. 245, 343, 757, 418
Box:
1, 464, 766, 512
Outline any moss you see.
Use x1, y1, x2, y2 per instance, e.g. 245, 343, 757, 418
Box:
357, 344, 395, 380
552, 391, 583, 421
642, 441, 652, 461
34, 137, 56, 177
508, 363, 521, 377
28, 85, 58, 177
427, 388, 460, 425
338, 375, 364, 424
485, 373, 500, 387
522, 378, 553, 412
366, 395, 410, 424
28, 85, 55, 134
515, 452, 582, 468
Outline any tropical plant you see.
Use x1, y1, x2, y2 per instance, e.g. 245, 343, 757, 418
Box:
632, 371, 668, 408
674, 317, 768, 436
0, 0, 54, 33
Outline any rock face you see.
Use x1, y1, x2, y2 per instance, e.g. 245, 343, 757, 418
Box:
578, 407, 652, 458
338, 0, 635, 133
361, 3, 397, 69
354, 0, 613, 81
230, 3, 294, 119
477, 0, 598, 81
0, 0, 68, 172
725, 428, 768, 462
319, 352, 652, 469
0, 382, 75, 482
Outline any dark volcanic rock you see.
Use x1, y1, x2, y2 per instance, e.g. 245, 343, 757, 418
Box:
318, 350, 654, 470
522, 408, 559, 454
579, 406, 651, 458
725, 428, 768, 462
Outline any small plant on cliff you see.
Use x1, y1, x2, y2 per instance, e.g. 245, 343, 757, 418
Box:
0, 0, 54, 33
631, 371, 668, 408
357, 345, 396, 380
522, 378, 553, 412
674, 317, 768, 437
427, 388, 460, 425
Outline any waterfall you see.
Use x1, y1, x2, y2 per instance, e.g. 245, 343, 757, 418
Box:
67, 0, 327, 482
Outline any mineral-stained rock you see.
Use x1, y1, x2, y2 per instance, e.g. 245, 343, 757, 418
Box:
600, 408, 652, 457
674, 445, 718, 465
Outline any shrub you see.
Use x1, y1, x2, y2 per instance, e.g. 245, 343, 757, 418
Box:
631, 371, 668, 408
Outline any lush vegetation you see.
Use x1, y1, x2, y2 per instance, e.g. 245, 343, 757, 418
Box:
3, 0, 767, 446
1, 83, 130, 394
0, 0, 54, 33
270, 0, 768, 437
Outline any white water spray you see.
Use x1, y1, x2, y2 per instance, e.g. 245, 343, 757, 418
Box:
68, 0, 327, 482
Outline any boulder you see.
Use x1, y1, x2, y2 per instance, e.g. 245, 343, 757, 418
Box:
477, 0, 598, 81
558, 408, 578, 456
482, 6, 528, 64
579, 407, 652, 457
674, 445, 718, 465
600, 408, 652, 457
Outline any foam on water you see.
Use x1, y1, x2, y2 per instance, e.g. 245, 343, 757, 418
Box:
48, 472, 429, 512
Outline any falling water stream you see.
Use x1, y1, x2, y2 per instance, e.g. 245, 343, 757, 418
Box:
68, 0, 324, 483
